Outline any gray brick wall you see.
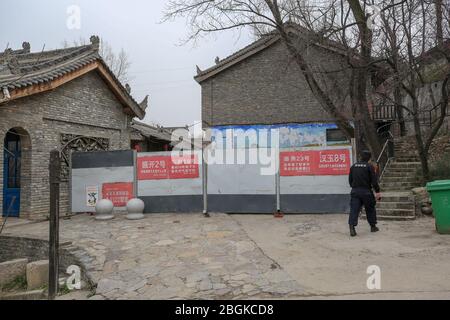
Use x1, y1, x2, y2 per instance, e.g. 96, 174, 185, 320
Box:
0, 71, 132, 220
200, 39, 352, 128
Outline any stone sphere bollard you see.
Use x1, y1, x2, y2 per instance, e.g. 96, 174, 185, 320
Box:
126, 198, 145, 220
95, 199, 115, 220
421, 204, 433, 216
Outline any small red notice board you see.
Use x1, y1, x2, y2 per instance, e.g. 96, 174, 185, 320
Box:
137, 154, 199, 180
279, 151, 315, 176
280, 149, 350, 176
102, 182, 134, 207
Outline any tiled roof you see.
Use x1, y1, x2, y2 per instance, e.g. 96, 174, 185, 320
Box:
131, 120, 173, 142
0, 36, 146, 119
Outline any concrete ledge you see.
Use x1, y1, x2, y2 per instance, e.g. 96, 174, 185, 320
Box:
27, 260, 49, 290
0, 258, 28, 287
0, 235, 95, 290
0, 289, 45, 300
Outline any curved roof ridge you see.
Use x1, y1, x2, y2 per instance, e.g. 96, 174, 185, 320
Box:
0, 38, 146, 119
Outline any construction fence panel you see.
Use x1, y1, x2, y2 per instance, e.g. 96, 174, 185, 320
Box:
71, 150, 135, 213
70, 146, 353, 214
136, 151, 203, 213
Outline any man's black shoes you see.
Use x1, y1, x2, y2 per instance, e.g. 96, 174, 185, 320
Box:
371, 225, 379, 232
350, 225, 357, 237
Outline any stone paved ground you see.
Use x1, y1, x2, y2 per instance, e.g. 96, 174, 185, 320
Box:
3, 213, 450, 299
1, 213, 309, 300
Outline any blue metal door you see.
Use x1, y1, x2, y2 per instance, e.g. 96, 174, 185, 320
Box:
2, 131, 21, 217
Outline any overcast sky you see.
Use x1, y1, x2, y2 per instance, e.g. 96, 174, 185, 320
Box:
0, 0, 253, 127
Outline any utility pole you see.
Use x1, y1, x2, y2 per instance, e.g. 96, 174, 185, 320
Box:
48, 150, 61, 300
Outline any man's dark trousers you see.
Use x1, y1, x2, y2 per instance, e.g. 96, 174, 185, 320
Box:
349, 187, 377, 226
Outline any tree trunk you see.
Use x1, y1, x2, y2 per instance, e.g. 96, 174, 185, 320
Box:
347, 0, 382, 157
279, 32, 355, 139
435, 0, 443, 46
264, 0, 355, 139
411, 98, 430, 182
394, 87, 406, 136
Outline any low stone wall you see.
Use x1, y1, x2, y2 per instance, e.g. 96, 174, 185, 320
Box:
0, 237, 48, 263
428, 134, 450, 164
412, 187, 433, 217
0, 236, 94, 288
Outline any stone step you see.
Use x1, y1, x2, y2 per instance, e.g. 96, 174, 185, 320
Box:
381, 186, 418, 192
385, 168, 420, 173
393, 154, 418, 158
376, 201, 415, 210
381, 176, 418, 183
377, 215, 416, 221
394, 145, 416, 148
380, 181, 419, 189
394, 147, 416, 150
388, 162, 421, 168
361, 212, 416, 221
381, 187, 418, 192
384, 165, 418, 171
376, 208, 416, 217
383, 175, 418, 181
394, 157, 420, 162
380, 196, 413, 202
382, 173, 418, 180
383, 171, 418, 177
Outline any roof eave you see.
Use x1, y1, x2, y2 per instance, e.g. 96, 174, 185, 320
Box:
0, 59, 146, 119
194, 35, 281, 84
194, 28, 355, 84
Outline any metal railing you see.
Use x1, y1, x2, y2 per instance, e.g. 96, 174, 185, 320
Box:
376, 137, 394, 182
372, 104, 397, 120
420, 104, 450, 128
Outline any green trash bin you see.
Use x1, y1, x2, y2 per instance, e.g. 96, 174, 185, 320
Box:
426, 180, 450, 234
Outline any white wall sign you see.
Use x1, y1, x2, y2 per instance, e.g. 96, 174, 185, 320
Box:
86, 185, 99, 207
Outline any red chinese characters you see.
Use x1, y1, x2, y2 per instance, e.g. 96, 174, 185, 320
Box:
137, 156, 169, 180
279, 151, 315, 176
137, 154, 199, 180
102, 182, 134, 207
280, 149, 350, 176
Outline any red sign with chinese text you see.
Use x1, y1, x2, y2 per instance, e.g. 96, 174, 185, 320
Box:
315, 149, 351, 175
279, 151, 315, 176
137, 154, 199, 180
280, 149, 350, 176
137, 156, 170, 180
169, 154, 200, 179
102, 182, 134, 207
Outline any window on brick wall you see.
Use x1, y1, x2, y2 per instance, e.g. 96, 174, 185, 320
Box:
326, 128, 349, 144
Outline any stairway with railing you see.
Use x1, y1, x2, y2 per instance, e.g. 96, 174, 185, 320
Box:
372, 136, 421, 220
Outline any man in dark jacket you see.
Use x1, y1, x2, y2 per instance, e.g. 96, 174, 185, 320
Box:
348, 150, 381, 237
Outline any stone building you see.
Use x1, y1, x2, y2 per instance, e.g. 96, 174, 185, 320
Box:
195, 26, 354, 148
0, 36, 147, 220
130, 119, 172, 152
